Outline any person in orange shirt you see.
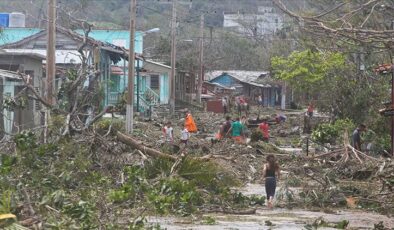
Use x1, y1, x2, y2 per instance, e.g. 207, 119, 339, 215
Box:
184, 110, 197, 133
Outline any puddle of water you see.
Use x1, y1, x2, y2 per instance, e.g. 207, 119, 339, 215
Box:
148, 208, 393, 230
147, 184, 394, 229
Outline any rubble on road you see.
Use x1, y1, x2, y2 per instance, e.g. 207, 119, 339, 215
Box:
127, 106, 393, 215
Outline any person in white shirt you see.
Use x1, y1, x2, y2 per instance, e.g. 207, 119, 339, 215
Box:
163, 122, 174, 143
180, 127, 190, 145
222, 97, 228, 114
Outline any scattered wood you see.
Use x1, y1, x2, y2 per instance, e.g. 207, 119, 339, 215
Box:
313, 132, 381, 164
117, 131, 177, 161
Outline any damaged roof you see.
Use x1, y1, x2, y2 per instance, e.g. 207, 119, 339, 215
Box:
0, 69, 22, 80
206, 70, 274, 87
0, 26, 143, 63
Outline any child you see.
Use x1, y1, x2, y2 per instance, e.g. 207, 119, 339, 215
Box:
262, 154, 280, 209
163, 122, 174, 143
180, 127, 190, 145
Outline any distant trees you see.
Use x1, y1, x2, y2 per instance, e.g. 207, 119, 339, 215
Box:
271, 0, 393, 137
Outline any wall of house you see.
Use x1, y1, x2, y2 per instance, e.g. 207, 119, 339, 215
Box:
22, 57, 44, 127
159, 73, 169, 104
0, 78, 33, 134
0, 56, 43, 128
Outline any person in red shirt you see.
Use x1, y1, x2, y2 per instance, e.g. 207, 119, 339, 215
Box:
307, 102, 314, 117
259, 119, 270, 142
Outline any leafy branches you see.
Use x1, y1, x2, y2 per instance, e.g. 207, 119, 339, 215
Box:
271, 49, 345, 93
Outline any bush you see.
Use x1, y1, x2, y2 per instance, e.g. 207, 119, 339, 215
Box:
311, 119, 354, 144
251, 130, 263, 142
95, 118, 125, 135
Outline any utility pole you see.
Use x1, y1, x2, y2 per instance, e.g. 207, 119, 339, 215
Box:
44, 0, 56, 143
391, 56, 394, 157
126, 0, 137, 134
391, 21, 394, 157
47, 0, 56, 105
170, 0, 177, 115
196, 14, 204, 104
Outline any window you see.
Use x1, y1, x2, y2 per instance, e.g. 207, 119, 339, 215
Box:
150, 75, 159, 89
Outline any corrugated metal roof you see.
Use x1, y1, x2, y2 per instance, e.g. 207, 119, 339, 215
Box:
0, 69, 22, 80
0, 50, 46, 60
0, 28, 41, 46
4, 49, 82, 64
206, 70, 272, 87
145, 59, 171, 69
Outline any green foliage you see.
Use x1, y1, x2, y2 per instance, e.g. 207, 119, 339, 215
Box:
271, 50, 345, 93
95, 118, 125, 135
148, 178, 202, 216
311, 119, 355, 144
305, 217, 349, 230
178, 157, 238, 190
0, 191, 14, 214
2, 96, 28, 111
62, 200, 97, 229
109, 166, 148, 204
0, 155, 17, 174
13, 131, 37, 151
250, 130, 263, 142
144, 158, 173, 179
202, 216, 216, 225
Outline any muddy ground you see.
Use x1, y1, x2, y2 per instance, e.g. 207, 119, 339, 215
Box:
130, 106, 393, 229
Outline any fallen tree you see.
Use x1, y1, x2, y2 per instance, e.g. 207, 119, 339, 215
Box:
117, 131, 177, 161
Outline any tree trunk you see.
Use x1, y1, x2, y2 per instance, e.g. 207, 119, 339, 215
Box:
117, 131, 177, 161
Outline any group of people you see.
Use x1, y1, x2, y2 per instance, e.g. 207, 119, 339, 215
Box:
217, 115, 272, 143
162, 110, 197, 146
221, 96, 249, 116
217, 116, 248, 143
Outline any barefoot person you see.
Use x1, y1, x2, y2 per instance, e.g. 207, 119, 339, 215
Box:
263, 154, 280, 209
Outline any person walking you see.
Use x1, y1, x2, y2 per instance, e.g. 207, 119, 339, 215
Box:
180, 127, 190, 145
227, 117, 244, 143
163, 122, 174, 143
263, 154, 280, 209
184, 110, 197, 133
